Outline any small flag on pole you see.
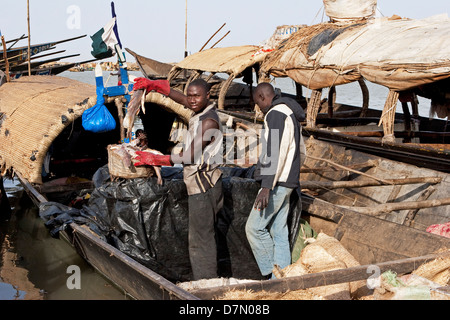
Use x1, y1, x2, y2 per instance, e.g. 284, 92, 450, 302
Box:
90, 17, 119, 59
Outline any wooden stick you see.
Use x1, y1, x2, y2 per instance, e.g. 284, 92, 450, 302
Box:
199, 23, 226, 52
341, 131, 450, 138
184, 0, 188, 58
301, 160, 377, 173
6, 34, 27, 50
1, 36, 11, 82
15, 171, 47, 204
300, 177, 442, 190
402, 185, 436, 227
115, 97, 126, 142
209, 30, 230, 50
27, 0, 31, 76
306, 154, 393, 185
342, 197, 450, 216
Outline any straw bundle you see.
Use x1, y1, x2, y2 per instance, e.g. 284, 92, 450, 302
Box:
310, 233, 370, 298
218, 288, 323, 300
0, 76, 96, 184
298, 235, 352, 300
378, 90, 399, 143
306, 89, 322, 128
277, 233, 369, 299
412, 252, 450, 286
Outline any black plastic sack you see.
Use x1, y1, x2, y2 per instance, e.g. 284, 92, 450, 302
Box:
40, 165, 302, 283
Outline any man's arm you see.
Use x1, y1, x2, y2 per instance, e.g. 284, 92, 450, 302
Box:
133, 77, 190, 107
168, 89, 189, 108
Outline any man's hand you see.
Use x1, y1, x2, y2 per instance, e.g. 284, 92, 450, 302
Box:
254, 188, 270, 211
134, 151, 172, 167
133, 78, 171, 96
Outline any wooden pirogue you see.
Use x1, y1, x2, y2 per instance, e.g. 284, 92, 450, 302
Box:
1, 75, 448, 299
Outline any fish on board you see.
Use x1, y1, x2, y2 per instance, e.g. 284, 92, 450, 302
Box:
123, 89, 146, 139
110, 138, 164, 185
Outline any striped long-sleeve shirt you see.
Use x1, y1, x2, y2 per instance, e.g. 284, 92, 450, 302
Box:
254, 95, 306, 191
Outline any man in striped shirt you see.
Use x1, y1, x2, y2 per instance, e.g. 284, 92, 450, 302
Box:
246, 82, 305, 279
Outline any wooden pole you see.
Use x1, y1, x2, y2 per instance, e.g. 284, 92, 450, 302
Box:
342, 197, 450, 216
209, 30, 230, 50
27, 0, 31, 76
184, 0, 188, 58
306, 154, 393, 185
0, 174, 12, 221
115, 97, 126, 142
300, 176, 442, 190
199, 23, 226, 52
1, 35, 11, 82
301, 160, 377, 173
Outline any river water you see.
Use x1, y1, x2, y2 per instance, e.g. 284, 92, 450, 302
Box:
0, 69, 436, 300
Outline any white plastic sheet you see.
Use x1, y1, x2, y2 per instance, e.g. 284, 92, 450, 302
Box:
323, 0, 377, 22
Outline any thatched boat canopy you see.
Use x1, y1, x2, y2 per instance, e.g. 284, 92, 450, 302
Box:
0, 76, 97, 184
168, 45, 271, 110
170, 45, 268, 77
0, 75, 195, 185
260, 14, 450, 140
260, 15, 450, 91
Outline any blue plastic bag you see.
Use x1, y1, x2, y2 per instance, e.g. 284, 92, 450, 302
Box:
82, 88, 116, 133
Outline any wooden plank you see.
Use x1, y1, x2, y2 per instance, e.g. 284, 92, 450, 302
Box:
15, 171, 47, 204
403, 185, 436, 226
301, 195, 344, 223
334, 208, 450, 265
190, 251, 450, 300
0, 174, 12, 220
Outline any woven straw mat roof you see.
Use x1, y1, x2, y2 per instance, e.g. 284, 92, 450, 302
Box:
174, 45, 269, 76
261, 15, 450, 91
0, 75, 96, 184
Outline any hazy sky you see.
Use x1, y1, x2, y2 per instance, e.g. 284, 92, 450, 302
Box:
1, 0, 449, 64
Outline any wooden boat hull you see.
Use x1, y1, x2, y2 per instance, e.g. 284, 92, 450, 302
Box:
3, 71, 448, 300
304, 127, 450, 173
15, 131, 450, 300
10, 63, 77, 79
65, 223, 199, 300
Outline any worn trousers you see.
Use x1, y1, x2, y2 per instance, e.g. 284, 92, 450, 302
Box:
245, 186, 293, 276
188, 179, 223, 280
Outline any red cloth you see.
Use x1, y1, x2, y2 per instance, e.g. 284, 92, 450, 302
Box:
134, 151, 172, 167
426, 222, 450, 238
133, 78, 170, 96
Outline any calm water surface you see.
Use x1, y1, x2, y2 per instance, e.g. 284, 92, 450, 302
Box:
0, 177, 127, 300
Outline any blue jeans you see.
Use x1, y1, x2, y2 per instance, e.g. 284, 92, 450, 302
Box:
245, 186, 293, 276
